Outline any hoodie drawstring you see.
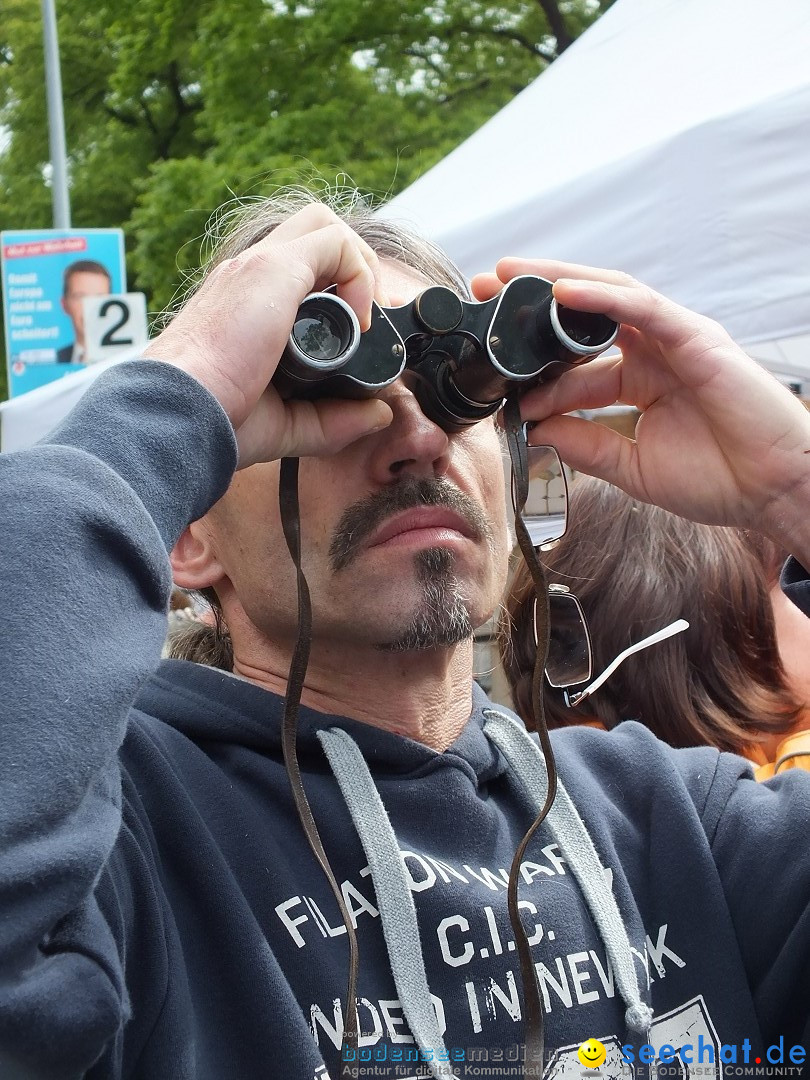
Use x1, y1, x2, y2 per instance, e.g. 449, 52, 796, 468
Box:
318, 727, 450, 1079
482, 708, 653, 1042
319, 710, 653, 1077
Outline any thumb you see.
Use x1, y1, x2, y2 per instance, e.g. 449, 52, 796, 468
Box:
281, 397, 394, 458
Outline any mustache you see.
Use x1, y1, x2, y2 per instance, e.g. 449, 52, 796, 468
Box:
329, 476, 493, 572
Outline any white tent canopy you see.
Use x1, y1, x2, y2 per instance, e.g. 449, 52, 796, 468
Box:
381, 0, 810, 377
0, 355, 131, 452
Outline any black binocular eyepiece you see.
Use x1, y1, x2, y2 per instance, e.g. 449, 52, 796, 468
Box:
273, 276, 618, 433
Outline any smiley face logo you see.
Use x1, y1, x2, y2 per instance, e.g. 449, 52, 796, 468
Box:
577, 1038, 607, 1069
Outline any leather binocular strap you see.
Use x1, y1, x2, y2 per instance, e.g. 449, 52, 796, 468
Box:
279, 456, 359, 1079
278, 401, 560, 1079
503, 395, 559, 1078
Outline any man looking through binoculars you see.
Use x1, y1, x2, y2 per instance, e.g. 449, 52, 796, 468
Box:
2, 192, 809, 1078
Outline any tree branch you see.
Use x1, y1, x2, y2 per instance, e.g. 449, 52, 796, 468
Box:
157, 60, 202, 155
138, 95, 160, 142
102, 103, 141, 128
104, 66, 200, 158
452, 24, 557, 61
531, 0, 573, 52
437, 76, 494, 107
402, 45, 447, 81
167, 59, 200, 117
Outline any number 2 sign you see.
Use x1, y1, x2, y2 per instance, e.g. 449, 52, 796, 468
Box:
83, 292, 149, 364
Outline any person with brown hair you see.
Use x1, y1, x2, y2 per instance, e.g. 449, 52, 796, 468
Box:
4, 191, 810, 1078
500, 477, 810, 778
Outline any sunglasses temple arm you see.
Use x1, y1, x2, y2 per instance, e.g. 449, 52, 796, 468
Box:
565, 619, 690, 708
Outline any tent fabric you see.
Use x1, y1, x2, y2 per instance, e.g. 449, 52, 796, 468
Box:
380, 0, 810, 365
0, 355, 129, 452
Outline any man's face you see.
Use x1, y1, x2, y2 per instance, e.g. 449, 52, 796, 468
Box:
61, 270, 111, 345
204, 260, 511, 654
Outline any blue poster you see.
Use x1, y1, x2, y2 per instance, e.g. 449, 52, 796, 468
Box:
1, 229, 126, 397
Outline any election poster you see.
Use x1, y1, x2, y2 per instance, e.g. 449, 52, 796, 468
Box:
1, 229, 126, 398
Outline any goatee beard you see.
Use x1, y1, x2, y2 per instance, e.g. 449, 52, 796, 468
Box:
379, 547, 474, 652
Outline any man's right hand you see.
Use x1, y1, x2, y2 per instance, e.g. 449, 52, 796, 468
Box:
144, 204, 393, 468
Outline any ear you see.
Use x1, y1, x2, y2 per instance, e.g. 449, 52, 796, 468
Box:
170, 520, 225, 591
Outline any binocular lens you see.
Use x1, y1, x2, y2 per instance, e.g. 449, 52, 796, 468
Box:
292, 299, 356, 364
551, 301, 618, 356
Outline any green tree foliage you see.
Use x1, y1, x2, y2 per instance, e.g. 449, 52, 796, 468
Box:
0, 0, 613, 398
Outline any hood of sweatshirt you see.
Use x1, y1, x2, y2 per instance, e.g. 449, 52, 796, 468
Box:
133, 658, 655, 1076
139, 658, 505, 782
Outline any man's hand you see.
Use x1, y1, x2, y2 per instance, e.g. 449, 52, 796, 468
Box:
472, 259, 810, 559
144, 204, 393, 468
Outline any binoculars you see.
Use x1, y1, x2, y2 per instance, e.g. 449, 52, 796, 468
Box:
274, 275, 618, 433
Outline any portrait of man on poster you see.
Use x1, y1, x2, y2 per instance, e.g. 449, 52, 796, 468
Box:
57, 258, 112, 364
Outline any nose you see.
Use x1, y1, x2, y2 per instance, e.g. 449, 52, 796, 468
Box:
367, 380, 452, 484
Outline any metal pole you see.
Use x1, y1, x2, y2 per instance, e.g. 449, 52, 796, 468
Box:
41, 0, 71, 228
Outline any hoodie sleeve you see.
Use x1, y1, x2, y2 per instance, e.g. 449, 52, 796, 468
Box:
695, 751, 810, 1043
0, 360, 236, 1077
